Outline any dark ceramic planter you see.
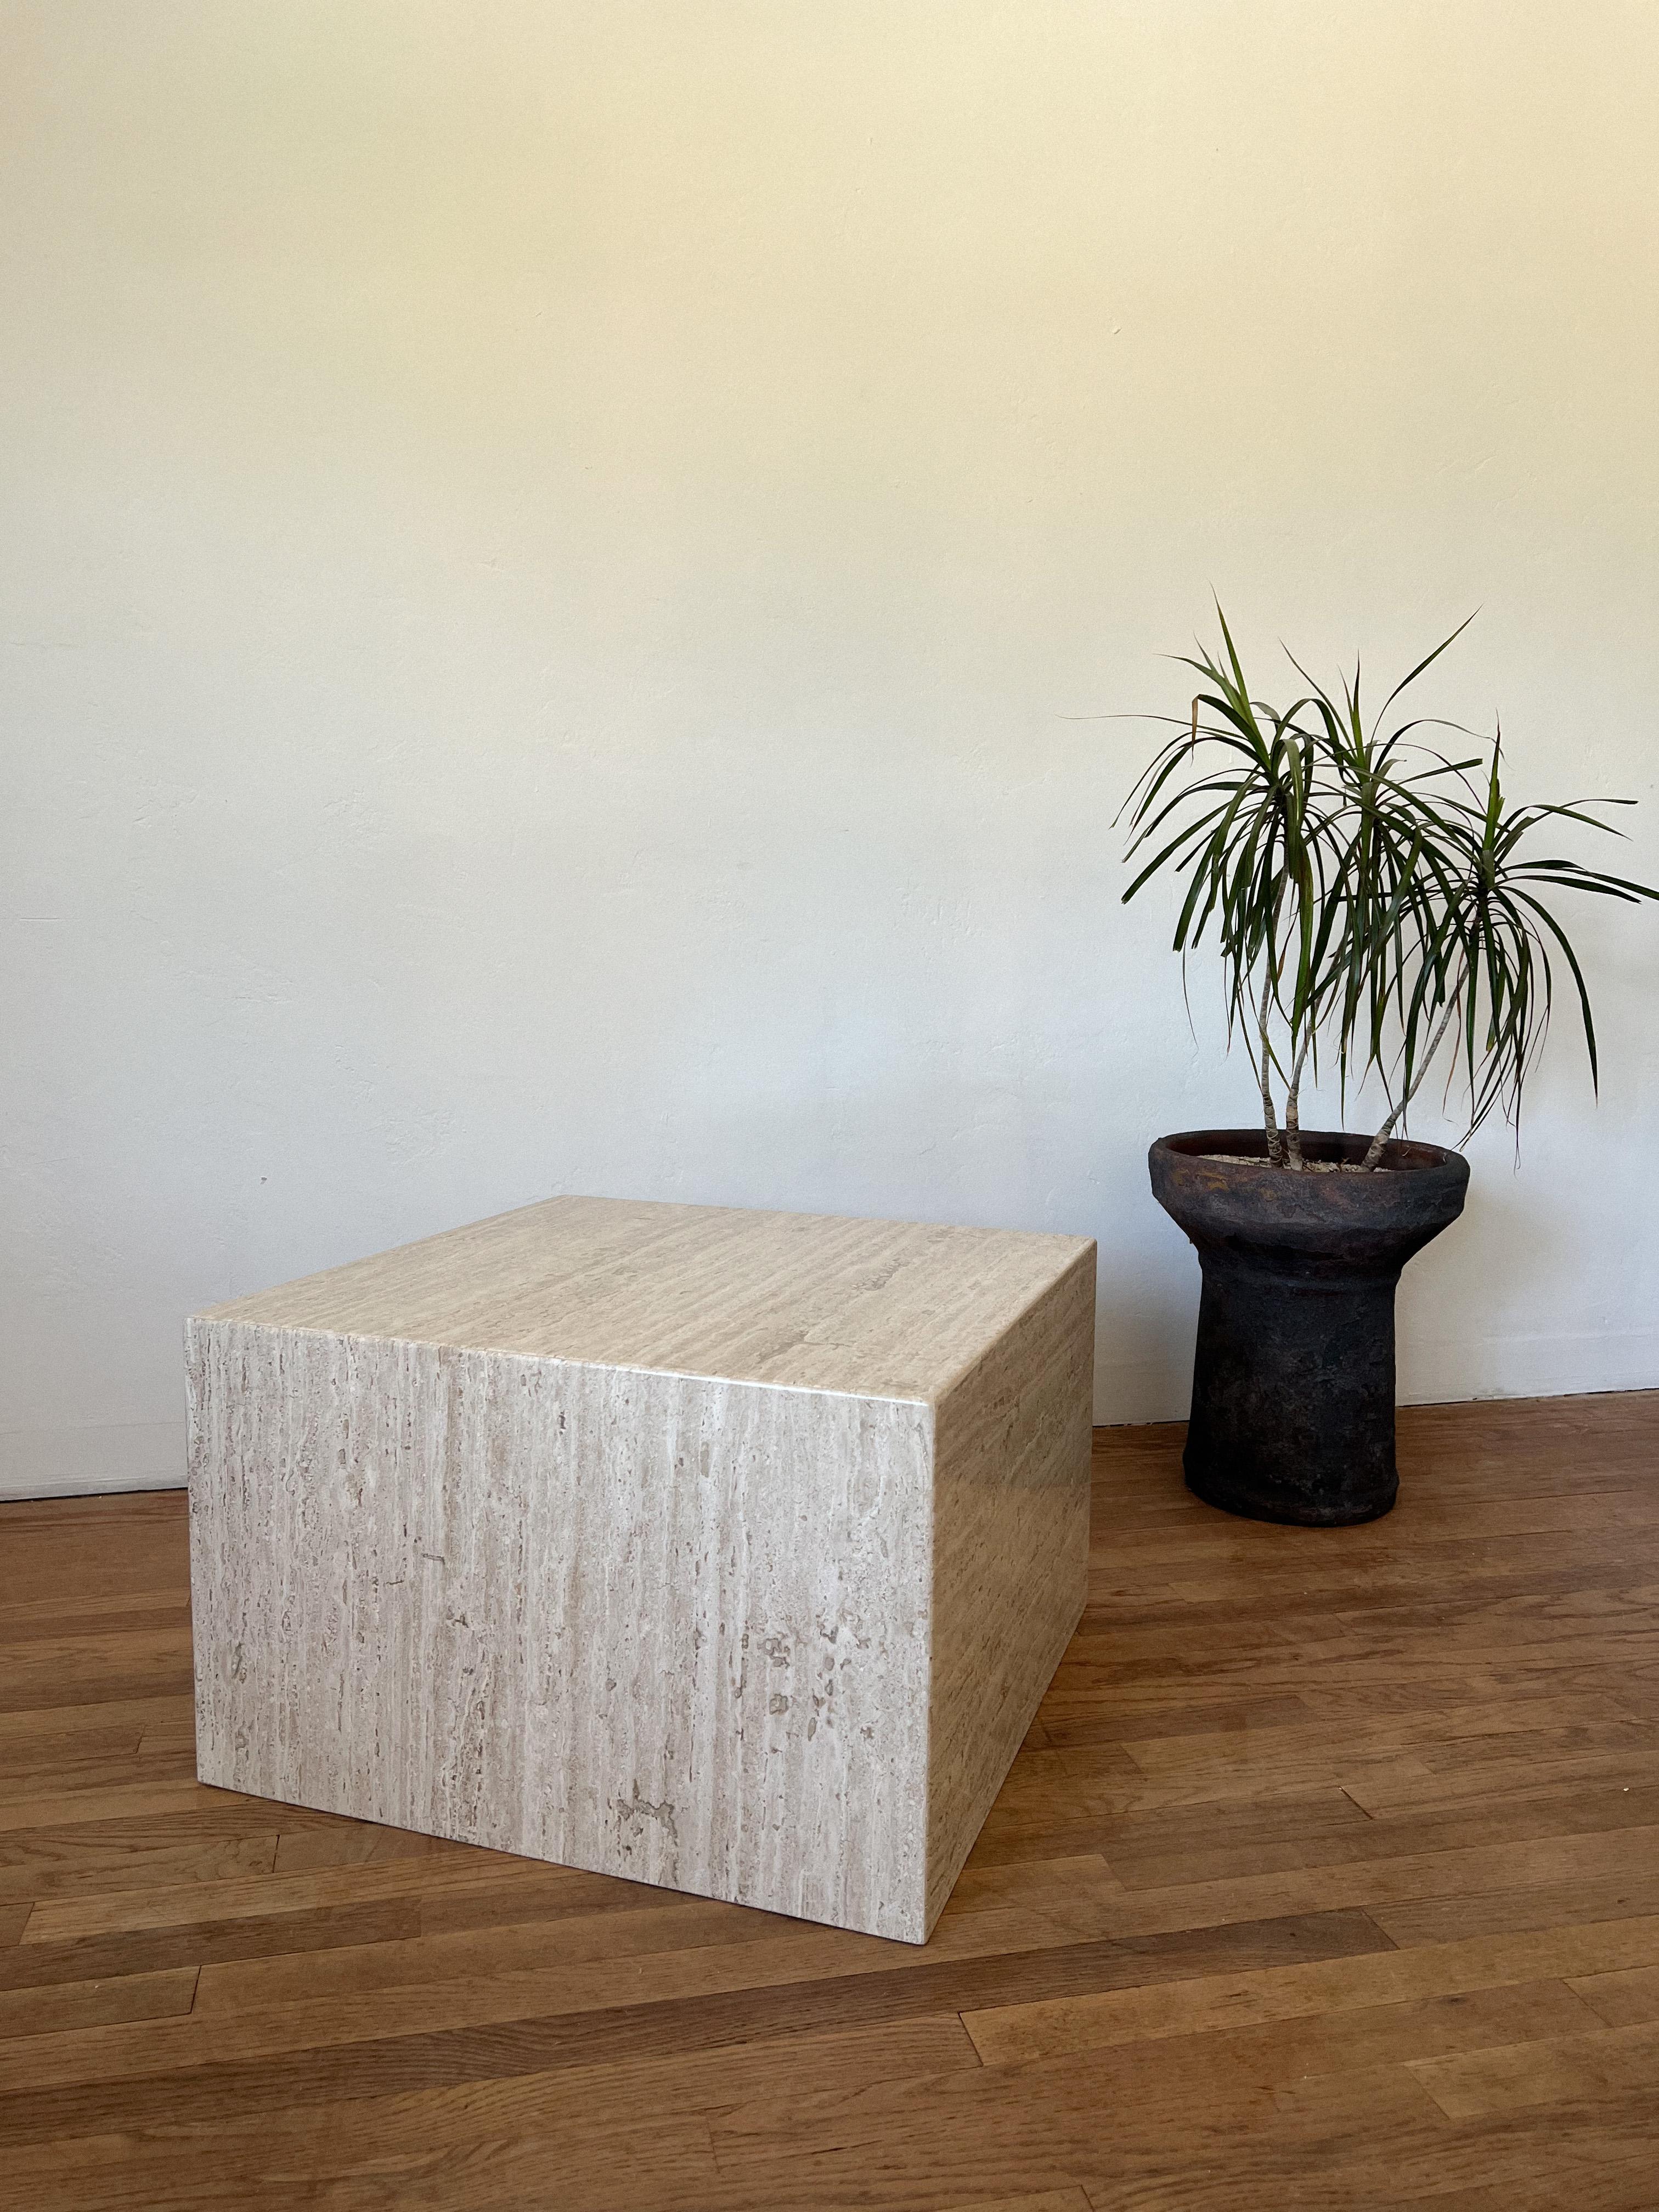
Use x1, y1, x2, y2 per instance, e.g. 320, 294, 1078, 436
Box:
1149, 1129, 1470, 1526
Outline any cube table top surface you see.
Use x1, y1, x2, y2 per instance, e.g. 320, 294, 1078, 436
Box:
198, 1195, 1093, 1403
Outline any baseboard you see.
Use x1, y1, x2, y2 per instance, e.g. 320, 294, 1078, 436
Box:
0, 1422, 187, 1501
1397, 1329, 1659, 1408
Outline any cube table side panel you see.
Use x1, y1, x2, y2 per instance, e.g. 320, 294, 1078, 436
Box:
187, 1318, 935, 1940
924, 1245, 1095, 1930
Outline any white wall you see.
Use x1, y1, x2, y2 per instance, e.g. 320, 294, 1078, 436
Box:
4, 1, 1657, 1497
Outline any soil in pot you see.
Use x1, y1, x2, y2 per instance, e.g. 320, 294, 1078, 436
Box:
1150, 1129, 1469, 1526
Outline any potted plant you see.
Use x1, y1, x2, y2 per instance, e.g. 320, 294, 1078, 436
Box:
1124, 612, 1656, 1526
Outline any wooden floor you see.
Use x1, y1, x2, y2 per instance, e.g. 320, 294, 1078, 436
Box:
2, 1396, 1657, 2210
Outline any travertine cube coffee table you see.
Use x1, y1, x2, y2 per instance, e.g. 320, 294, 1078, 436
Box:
187, 1197, 1094, 1942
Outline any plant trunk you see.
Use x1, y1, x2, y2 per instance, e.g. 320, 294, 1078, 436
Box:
1258, 973, 1285, 1166
1359, 995, 1462, 1170
1283, 1034, 1312, 1171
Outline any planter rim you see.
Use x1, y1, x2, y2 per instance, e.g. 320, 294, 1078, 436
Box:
1152, 1126, 1466, 1177
1149, 1126, 1470, 1266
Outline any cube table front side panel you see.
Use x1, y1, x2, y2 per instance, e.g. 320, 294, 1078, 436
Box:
188, 1320, 936, 1940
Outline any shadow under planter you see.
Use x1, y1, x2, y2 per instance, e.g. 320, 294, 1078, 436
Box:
1150, 1130, 1469, 1526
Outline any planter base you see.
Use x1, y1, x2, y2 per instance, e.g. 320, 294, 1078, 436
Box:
1183, 1460, 1397, 1528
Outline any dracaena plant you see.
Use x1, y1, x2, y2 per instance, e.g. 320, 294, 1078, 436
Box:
1121, 612, 1657, 1170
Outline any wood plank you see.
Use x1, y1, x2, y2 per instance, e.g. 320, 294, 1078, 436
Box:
1341, 1741, 1659, 1818
945, 1853, 1124, 1908
0, 1832, 280, 1906
1103, 1976, 1597, 2080
1393, 2155, 1659, 2212
1126, 1487, 1659, 1551
1088, 1777, 1659, 1891
0, 1697, 190, 1760
1032, 1690, 1316, 1750
1118, 1701, 1656, 1785
0, 1653, 196, 1718
19, 1849, 635, 1945
0, 1751, 200, 1813
1375, 1861, 1659, 1947
134, 1716, 196, 1756
996, 1734, 1443, 1815
4, 2109, 721, 2211
1568, 1959, 1659, 2027
707, 2050, 1445, 2208
189, 1895, 827, 2015
0, 2014, 978, 2205
0, 1777, 265, 1836
0, 1605, 191, 1656
0, 1898, 425, 1993
939, 2194, 1091, 2212
268, 1823, 500, 1875
969, 1779, 1377, 1878
1085, 1554, 1659, 1639
1409, 2016, 1659, 2118
0, 1965, 198, 2041
960, 1915, 1659, 2067
1007, 1827, 1659, 1947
